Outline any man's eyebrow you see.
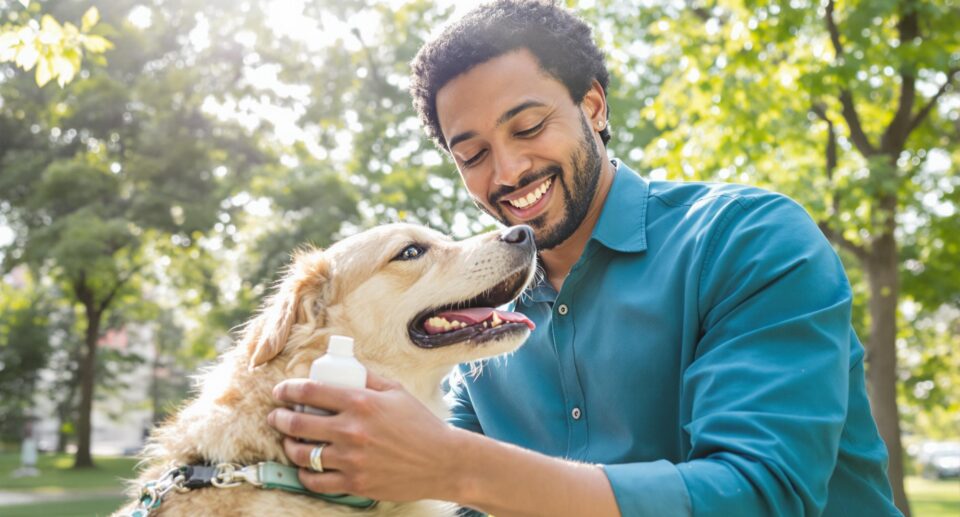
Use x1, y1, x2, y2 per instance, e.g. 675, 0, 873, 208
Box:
447, 100, 547, 150
448, 130, 477, 150
496, 100, 546, 126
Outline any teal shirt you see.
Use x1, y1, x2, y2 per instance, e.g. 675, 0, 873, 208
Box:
447, 161, 901, 516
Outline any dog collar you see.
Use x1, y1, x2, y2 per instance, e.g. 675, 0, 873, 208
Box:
126, 462, 378, 516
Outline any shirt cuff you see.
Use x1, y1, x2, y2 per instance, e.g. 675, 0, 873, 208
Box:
602, 460, 692, 516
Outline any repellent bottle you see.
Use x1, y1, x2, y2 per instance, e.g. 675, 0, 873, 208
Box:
296, 335, 367, 415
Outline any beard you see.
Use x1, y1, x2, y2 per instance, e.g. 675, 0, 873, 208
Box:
478, 112, 604, 251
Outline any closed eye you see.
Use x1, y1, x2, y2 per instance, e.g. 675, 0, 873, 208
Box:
515, 121, 545, 138
463, 150, 486, 168
392, 243, 428, 261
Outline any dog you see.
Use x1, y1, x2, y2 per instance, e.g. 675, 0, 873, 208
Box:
115, 223, 538, 516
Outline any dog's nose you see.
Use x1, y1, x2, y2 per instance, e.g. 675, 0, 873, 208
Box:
500, 225, 534, 246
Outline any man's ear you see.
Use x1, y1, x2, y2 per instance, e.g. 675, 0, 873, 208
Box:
580, 79, 607, 128
245, 249, 329, 370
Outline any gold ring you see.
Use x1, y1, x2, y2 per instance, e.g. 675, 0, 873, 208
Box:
309, 443, 326, 472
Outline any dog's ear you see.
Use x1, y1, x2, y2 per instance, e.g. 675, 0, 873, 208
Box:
246, 249, 330, 370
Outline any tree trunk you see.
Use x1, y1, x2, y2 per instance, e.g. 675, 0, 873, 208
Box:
55, 385, 77, 454
864, 230, 911, 516
73, 305, 101, 469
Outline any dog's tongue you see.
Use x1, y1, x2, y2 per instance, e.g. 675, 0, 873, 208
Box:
425, 307, 535, 335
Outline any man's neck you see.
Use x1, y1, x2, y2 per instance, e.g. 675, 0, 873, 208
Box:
540, 159, 616, 292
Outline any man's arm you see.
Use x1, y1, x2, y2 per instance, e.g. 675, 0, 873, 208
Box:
268, 375, 620, 517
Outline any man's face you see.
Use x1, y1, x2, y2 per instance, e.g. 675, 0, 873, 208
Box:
435, 49, 605, 250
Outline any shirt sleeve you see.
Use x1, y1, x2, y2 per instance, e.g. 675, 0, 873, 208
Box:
605, 193, 852, 516
444, 365, 484, 434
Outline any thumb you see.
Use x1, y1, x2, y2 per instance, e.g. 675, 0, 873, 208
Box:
365, 370, 400, 392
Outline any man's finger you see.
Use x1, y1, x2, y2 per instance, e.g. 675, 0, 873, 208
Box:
268, 408, 336, 443
273, 378, 355, 411
283, 437, 340, 472
365, 370, 399, 392
298, 469, 352, 496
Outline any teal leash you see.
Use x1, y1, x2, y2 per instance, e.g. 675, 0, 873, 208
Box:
125, 462, 378, 516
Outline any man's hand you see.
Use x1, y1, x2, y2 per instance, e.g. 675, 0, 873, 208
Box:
268, 372, 461, 502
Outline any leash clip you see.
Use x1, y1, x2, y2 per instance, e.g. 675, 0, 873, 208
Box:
212, 462, 262, 488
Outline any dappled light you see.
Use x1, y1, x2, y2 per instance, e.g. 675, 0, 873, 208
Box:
0, 0, 957, 515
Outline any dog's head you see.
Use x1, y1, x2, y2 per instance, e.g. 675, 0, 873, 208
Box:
243, 223, 537, 386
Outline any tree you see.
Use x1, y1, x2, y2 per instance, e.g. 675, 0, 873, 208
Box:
0, 271, 52, 442
0, 0, 269, 467
0, 1, 112, 87
583, 0, 959, 514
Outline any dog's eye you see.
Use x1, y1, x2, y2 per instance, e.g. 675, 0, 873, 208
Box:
393, 244, 426, 261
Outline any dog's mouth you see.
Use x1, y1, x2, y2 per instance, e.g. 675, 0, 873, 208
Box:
408, 267, 536, 349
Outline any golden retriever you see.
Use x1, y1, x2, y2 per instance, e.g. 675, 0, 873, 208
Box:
115, 223, 537, 516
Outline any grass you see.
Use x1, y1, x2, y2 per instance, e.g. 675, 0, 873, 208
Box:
0, 452, 139, 492
907, 475, 960, 517
0, 452, 957, 515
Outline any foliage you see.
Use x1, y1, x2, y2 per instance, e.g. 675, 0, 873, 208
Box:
0, 272, 51, 442
0, 1, 112, 87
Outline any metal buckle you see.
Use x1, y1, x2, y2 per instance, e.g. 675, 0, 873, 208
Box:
211, 463, 262, 488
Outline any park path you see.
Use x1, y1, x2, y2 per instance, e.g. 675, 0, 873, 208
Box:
0, 489, 124, 505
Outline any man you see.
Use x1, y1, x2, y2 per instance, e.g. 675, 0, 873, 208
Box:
268, 1, 902, 515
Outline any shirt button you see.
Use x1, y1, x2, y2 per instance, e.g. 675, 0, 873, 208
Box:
557, 304, 569, 315
571, 407, 582, 420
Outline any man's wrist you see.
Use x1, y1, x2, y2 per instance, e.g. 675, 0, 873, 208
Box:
438, 426, 484, 507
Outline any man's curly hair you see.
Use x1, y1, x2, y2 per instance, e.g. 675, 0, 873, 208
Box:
409, 0, 611, 151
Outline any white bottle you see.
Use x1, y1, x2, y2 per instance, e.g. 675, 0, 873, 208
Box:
296, 335, 367, 416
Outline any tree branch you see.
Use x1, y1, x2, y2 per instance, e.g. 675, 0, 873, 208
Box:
825, 0, 876, 156
96, 264, 143, 314
811, 103, 867, 260
818, 221, 868, 261
881, 5, 919, 154
907, 68, 960, 135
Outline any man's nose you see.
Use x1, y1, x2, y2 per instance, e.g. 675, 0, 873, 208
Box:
492, 147, 533, 187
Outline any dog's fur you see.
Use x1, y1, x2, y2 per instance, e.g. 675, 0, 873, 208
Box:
115, 223, 536, 516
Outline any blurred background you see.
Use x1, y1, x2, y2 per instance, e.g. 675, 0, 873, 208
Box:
0, 0, 957, 515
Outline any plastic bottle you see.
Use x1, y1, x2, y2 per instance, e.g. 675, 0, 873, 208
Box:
296, 335, 367, 416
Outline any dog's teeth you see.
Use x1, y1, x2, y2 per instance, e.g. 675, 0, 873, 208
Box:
491, 313, 502, 327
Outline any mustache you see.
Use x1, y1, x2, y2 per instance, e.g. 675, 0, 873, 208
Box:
489, 165, 562, 206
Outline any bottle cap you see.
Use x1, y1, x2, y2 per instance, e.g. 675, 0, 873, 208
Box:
328, 335, 354, 356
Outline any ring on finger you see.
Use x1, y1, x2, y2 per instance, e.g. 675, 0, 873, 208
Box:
309, 443, 327, 473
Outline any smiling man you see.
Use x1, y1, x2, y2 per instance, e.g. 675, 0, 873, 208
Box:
268, 1, 902, 516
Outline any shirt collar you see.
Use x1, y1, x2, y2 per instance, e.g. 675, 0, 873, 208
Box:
590, 159, 649, 253
522, 160, 649, 304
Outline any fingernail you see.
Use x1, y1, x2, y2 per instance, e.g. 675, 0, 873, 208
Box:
267, 409, 276, 425
273, 384, 282, 399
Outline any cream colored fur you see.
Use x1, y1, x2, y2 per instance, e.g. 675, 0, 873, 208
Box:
115, 223, 536, 516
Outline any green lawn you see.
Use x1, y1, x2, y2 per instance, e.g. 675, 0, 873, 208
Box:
0, 452, 957, 515
907, 476, 960, 517
0, 451, 139, 492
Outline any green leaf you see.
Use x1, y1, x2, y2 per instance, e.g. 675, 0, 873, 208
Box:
34, 53, 52, 86
14, 42, 39, 70
81, 7, 100, 33
53, 55, 76, 87
82, 35, 113, 54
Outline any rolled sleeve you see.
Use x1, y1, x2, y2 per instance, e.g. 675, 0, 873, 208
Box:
603, 460, 692, 516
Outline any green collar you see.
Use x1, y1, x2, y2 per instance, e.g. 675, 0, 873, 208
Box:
257, 461, 378, 509
128, 462, 377, 516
